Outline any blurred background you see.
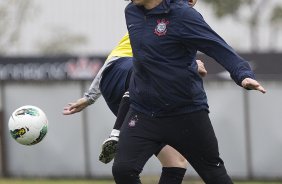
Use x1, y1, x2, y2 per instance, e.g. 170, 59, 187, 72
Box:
0, 0, 281, 182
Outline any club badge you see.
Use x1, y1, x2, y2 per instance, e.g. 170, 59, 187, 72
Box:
154, 19, 169, 36
128, 115, 138, 127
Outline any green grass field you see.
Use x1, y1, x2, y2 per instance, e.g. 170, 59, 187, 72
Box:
0, 178, 282, 184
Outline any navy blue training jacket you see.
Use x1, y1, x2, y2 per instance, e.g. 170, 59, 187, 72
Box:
125, 0, 255, 117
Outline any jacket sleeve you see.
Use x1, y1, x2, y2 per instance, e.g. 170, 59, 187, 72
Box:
179, 7, 255, 86
83, 58, 116, 104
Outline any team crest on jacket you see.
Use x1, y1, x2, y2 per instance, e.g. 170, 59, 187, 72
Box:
154, 19, 169, 36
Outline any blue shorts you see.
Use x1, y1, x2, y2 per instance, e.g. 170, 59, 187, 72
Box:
100, 57, 133, 116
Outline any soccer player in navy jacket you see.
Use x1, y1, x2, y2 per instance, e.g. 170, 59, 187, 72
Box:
112, 0, 266, 183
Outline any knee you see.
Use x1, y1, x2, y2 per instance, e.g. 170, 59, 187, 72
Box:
159, 154, 189, 169
112, 162, 141, 183
178, 157, 189, 169
170, 156, 189, 169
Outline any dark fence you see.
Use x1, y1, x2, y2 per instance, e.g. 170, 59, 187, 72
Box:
197, 52, 282, 80
0, 53, 281, 81
0, 57, 105, 81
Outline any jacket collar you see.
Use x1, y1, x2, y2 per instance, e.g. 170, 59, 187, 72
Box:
138, 0, 172, 15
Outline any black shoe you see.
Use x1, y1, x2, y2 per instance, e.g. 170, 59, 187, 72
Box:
99, 136, 119, 164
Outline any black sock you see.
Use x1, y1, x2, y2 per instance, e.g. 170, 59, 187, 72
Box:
113, 91, 130, 130
158, 167, 186, 184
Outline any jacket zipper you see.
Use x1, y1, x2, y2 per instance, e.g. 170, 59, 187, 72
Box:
141, 14, 155, 117
140, 15, 147, 50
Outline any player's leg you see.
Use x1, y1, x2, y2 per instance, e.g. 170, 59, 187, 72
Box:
165, 110, 233, 184
112, 108, 162, 184
99, 57, 133, 163
112, 91, 130, 130
99, 91, 130, 163
102, 93, 189, 183
157, 145, 188, 184
112, 108, 191, 184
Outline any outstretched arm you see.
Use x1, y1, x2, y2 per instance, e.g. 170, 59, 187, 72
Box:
62, 58, 116, 115
180, 8, 265, 93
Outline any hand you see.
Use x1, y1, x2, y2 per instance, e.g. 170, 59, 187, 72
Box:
241, 78, 266, 94
63, 97, 89, 115
196, 60, 207, 77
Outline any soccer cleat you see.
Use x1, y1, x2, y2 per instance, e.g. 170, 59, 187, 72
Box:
99, 129, 120, 164
99, 136, 119, 164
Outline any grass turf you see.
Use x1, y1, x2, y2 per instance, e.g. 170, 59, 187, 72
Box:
0, 179, 282, 184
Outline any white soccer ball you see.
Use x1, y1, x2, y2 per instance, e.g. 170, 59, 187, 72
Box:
8, 105, 48, 145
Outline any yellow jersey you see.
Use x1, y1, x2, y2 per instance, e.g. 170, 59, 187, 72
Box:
106, 33, 133, 61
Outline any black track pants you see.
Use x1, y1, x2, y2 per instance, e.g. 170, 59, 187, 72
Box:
112, 109, 233, 184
